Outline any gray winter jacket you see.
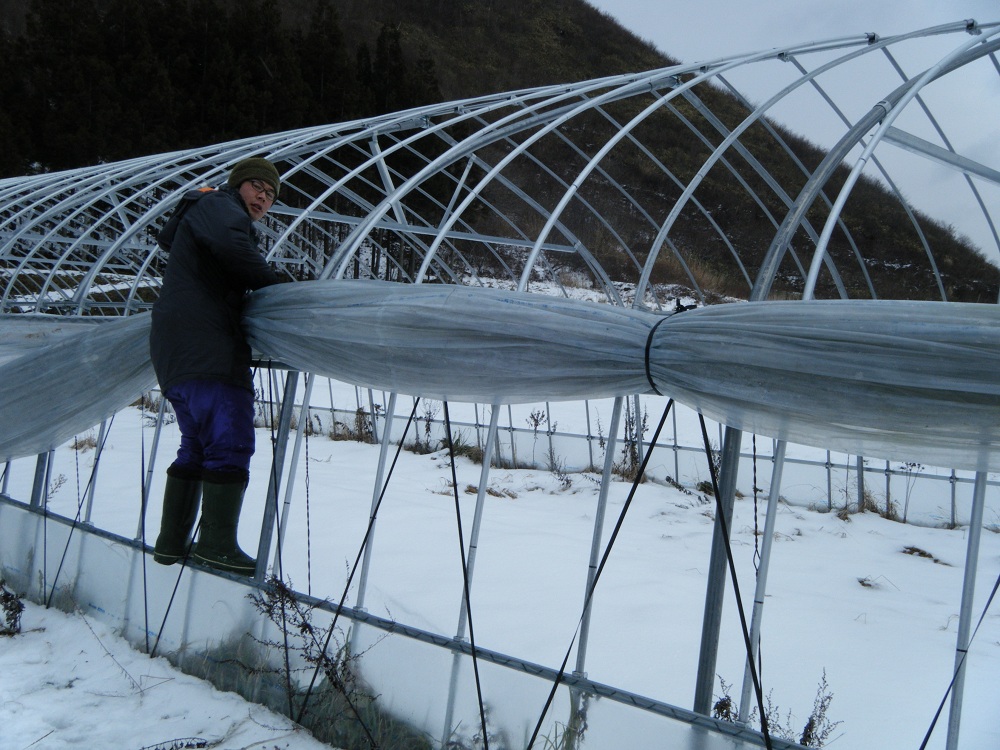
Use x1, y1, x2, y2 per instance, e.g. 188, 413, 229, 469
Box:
149, 187, 280, 392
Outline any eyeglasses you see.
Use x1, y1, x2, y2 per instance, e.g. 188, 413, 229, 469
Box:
248, 179, 276, 202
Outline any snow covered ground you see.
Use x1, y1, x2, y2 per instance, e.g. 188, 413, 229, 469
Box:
0, 600, 334, 750
1, 389, 999, 750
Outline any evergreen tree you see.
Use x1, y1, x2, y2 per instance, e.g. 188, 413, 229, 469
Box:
0, 0, 440, 174
354, 41, 376, 117
0, 25, 29, 174
21, 0, 119, 169
297, 0, 354, 124
372, 23, 408, 114
101, 0, 176, 158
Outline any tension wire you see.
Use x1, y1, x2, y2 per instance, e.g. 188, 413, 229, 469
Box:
697, 415, 772, 750
264, 365, 296, 717
46, 415, 116, 610
752, 434, 760, 573
295, 397, 422, 726
643, 315, 671, 396
139, 399, 150, 653
526, 399, 674, 748
443, 401, 490, 750
918, 569, 1000, 750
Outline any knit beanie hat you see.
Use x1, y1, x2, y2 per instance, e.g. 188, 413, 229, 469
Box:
227, 157, 281, 198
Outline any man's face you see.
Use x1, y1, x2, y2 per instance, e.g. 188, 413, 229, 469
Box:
239, 179, 276, 221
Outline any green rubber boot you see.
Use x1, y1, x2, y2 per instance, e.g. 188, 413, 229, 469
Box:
153, 474, 201, 565
192, 479, 257, 576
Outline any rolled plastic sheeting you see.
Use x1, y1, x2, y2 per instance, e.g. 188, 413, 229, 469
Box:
2, 281, 999, 474
245, 280, 1000, 472
0, 313, 156, 463
646, 299, 1000, 474
244, 280, 655, 404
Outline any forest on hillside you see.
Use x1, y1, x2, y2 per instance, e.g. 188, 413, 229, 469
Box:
0, 0, 666, 176
0, 0, 446, 175
1, 0, 996, 302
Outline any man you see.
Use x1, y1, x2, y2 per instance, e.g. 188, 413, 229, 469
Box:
149, 157, 284, 575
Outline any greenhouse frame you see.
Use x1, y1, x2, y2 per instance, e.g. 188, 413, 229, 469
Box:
1, 18, 999, 750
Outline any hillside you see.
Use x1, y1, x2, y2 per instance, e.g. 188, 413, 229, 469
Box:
1, 0, 996, 301
0, 0, 668, 174
330, 0, 671, 98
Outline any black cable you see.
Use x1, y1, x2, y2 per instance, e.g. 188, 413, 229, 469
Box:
295, 397, 422, 725
443, 401, 490, 750
266, 365, 287, 578
74, 431, 81, 513
263, 364, 296, 718
147, 418, 204, 658
46, 416, 117, 609
526, 399, 674, 748
137, 393, 179, 658
42, 450, 50, 604
697, 415, 772, 750
751, 434, 762, 694
149, 520, 201, 659
139, 403, 150, 655
144, 390, 199, 661
643, 315, 671, 396
918, 568, 1000, 750
752, 434, 760, 573
305, 404, 313, 597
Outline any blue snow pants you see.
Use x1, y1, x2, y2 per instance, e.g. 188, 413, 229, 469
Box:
164, 380, 256, 484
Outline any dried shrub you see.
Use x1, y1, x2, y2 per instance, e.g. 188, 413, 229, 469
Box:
0, 580, 24, 635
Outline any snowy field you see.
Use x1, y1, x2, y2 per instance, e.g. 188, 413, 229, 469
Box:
0, 599, 334, 750
1, 384, 999, 750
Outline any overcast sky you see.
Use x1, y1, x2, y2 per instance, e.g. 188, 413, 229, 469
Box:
583, 1, 1000, 262
586, 0, 999, 66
